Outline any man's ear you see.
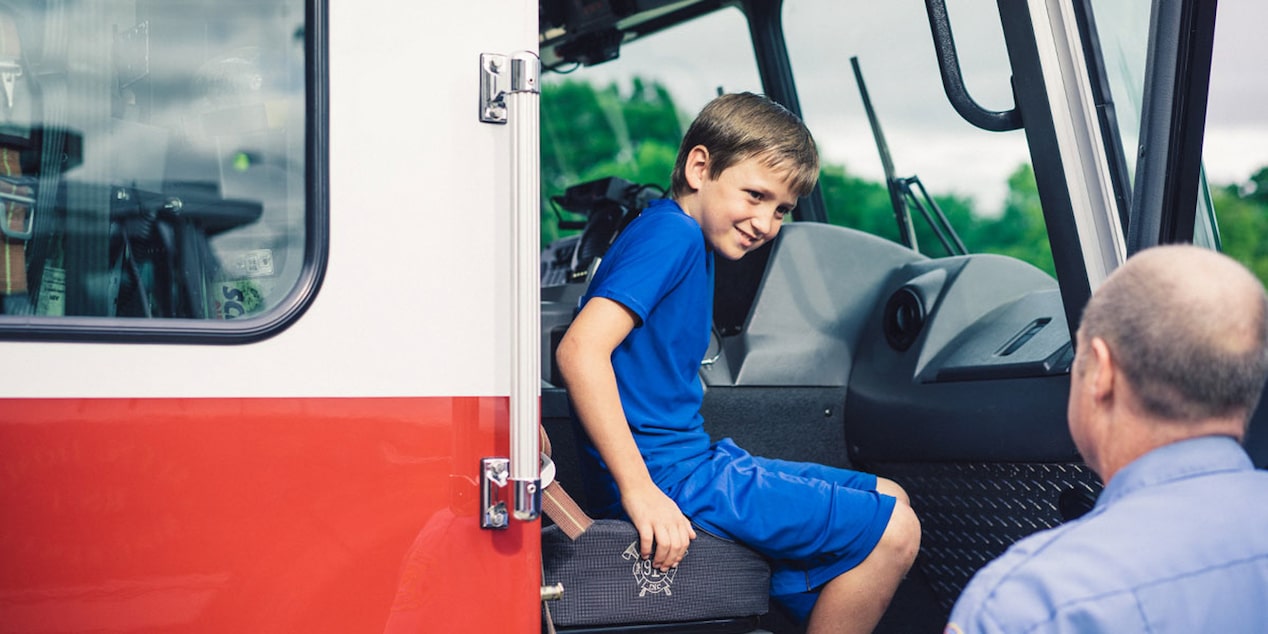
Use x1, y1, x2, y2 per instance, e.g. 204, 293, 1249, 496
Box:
683, 145, 710, 190
1086, 336, 1116, 401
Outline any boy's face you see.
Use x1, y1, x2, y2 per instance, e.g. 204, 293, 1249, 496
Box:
681, 146, 800, 261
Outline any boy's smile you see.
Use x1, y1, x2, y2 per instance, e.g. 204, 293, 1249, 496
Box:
678, 146, 800, 261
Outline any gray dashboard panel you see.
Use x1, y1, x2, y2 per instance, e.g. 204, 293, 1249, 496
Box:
723, 223, 924, 387
846, 255, 1079, 463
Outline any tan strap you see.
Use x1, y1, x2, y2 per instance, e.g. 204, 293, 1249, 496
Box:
539, 426, 594, 540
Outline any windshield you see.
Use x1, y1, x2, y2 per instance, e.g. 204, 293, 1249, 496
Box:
785, 0, 1051, 270
539, 1, 1261, 283
541, 1, 1060, 277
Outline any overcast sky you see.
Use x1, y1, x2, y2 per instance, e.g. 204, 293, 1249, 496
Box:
551, 0, 1266, 216
1205, 0, 1268, 187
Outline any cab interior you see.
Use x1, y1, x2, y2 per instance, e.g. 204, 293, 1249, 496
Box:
534, 1, 1265, 632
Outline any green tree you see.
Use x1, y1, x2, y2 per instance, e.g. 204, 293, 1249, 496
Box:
1212, 170, 1268, 285
818, 161, 1053, 273
817, 163, 898, 239
905, 186, 977, 258
972, 164, 1055, 276
541, 79, 683, 247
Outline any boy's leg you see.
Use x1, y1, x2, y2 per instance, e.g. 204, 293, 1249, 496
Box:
806, 500, 920, 634
673, 442, 920, 630
875, 476, 910, 505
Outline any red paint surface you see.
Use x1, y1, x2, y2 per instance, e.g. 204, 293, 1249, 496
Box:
0, 397, 540, 632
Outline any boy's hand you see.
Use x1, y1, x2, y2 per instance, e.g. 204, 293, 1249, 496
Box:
623, 484, 697, 572
557, 298, 696, 571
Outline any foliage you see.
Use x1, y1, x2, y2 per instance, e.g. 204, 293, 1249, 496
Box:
541, 79, 1268, 286
1211, 168, 1268, 284
542, 79, 681, 247
973, 165, 1054, 276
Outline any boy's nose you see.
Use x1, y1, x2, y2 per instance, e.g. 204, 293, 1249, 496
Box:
750, 214, 771, 238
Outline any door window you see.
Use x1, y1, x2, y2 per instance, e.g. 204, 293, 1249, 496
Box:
0, 0, 313, 335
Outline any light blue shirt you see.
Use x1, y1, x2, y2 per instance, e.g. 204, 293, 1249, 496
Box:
946, 435, 1268, 633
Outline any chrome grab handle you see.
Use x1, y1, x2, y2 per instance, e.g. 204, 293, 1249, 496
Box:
479, 51, 543, 526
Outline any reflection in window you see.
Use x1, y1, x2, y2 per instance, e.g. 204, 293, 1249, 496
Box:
0, 0, 306, 321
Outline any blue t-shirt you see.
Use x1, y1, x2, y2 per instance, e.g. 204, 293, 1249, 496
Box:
577, 198, 715, 512
946, 435, 1268, 633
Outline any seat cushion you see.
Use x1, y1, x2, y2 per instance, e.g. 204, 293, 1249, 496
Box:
543, 519, 770, 627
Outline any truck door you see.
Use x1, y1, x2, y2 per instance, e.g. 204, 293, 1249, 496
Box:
0, 1, 543, 631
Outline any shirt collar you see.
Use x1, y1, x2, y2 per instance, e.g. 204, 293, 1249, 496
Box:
1095, 435, 1253, 510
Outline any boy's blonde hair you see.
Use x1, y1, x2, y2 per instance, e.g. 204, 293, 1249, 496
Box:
670, 92, 819, 199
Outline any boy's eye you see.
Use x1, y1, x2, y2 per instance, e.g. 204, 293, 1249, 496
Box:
746, 190, 762, 201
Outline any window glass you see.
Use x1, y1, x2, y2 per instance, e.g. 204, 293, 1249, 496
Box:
1086, 2, 1149, 188
1201, 2, 1268, 282
1092, 2, 1257, 269
785, 0, 1053, 275
0, 0, 307, 323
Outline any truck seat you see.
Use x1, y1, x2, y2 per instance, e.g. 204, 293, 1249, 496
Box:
539, 426, 772, 633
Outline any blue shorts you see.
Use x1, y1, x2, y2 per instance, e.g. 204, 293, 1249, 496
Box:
665, 438, 897, 624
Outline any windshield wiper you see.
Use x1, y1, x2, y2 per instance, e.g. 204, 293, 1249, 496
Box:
852, 56, 967, 257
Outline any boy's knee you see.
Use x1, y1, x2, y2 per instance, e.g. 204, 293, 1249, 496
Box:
877, 502, 921, 568
876, 477, 910, 506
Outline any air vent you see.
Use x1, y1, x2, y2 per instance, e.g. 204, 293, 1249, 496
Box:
883, 286, 926, 351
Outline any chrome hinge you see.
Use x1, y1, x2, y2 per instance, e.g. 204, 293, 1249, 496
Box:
479, 53, 509, 124
479, 52, 539, 124
481, 457, 510, 529
482, 453, 550, 529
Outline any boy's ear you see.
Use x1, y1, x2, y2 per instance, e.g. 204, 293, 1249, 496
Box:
683, 145, 710, 190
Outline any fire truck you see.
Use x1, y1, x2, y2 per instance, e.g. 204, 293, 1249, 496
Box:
0, 0, 1258, 632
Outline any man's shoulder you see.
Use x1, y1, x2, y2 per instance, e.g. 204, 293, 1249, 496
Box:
947, 517, 1125, 631
950, 518, 1268, 633
949, 471, 1268, 633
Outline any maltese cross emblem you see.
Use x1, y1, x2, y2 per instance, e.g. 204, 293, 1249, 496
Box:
621, 541, 678, 597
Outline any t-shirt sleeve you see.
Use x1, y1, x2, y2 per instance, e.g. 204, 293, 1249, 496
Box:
584, 213, 701, 324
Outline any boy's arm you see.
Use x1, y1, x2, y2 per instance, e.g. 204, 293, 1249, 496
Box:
556, 296, 697, 572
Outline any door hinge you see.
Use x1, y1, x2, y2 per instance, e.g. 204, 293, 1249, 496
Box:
480, 52, 539, 124
481, 457, 510, 529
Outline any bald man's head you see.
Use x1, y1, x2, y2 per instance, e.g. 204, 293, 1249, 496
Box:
1079, 245, 1268, 424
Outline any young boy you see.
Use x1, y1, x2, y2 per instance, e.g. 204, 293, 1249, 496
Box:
555, 92, 920, 634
